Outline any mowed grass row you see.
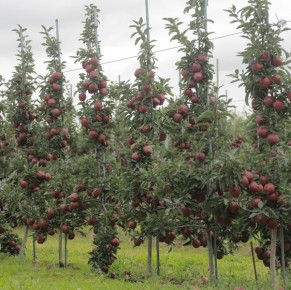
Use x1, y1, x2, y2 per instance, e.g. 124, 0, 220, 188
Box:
0, 227, 285, 290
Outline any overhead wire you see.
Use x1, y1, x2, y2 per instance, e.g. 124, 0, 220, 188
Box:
63, 31, 242, 73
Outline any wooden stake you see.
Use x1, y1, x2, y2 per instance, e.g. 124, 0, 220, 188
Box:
250, 241, 258, 281
147, 235, 152, 277
270, 228, 278, 290
280, 226, 287, 289
156, 237, 160, 276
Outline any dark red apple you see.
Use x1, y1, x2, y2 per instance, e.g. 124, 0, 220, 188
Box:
260, 76, 272, 89
266, 133, 279, 146
271, 56, 282, 67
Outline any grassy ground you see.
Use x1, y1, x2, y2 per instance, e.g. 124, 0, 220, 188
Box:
0, 228, 288, 290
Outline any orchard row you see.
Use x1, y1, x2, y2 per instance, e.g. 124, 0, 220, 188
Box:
0, 1, 290, 286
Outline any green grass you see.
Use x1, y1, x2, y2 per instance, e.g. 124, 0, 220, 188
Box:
0, 228, 288, 290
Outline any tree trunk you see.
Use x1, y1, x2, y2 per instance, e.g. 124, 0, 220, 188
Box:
147, 235, 152, 277
19, 225, 29, 263
270, 228, 278, 290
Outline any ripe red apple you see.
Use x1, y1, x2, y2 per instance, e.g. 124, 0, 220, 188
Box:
132, 152, 142, 162
128, 220, 137, 230
190, 95, 199, 103
99, 87, 108, 95
111, 238, 120, 247
51, 83, 61, 91
70, 192, 79, 202
0, 226, 5, 234
173, 113, 183, 123
271, 56, 282, 67
51, 71, 62, 81
248, 181, 259, 193
61, 224, 70, 233
159, 132, 167, 142
36, 235, 45, 244
81, 117, 90, 127
256, 115, 267, 126
178, 104, 188, 114
229, 185, 241, 197
142, 145, 152, 156
89, 130, 98, 139
83, 80, 90, 90
263, 95, 274, 107
259, 50, 270, 62
36, 170, 46, 180
133, 239, 142, 246
192, 239, 201, 248
257, 127, 269, 138
47, 208, 56, 219
193, 71, 204, 82
85, 63, 94, 73
251, 62, 264, 74
266, 133, 279, 146
264, 183, 275, 194
195, 152, 206, 162
260, 76, 272, 89
134, 68, 143, 78
68, 232, 75, 240
89, 70, 100, 79
228, 201, 240, 214
180, 69, 189, 78
93, 101, 103, 110
249, 197, 261, 208
18, 102, 26, 109
97, 134, 106, 143
90, 57, 99, 66
52, 108, 61, 117
244, 171, 254, 182
183, 88, 193, 97
138, 104, 148, 113
38, 219, 47, 229
191, 62, 201, 72
197, 54, 207, 63
19, 179, 28, 188
273, 74, 281, 85
88, 83, 98, 93
273, 100, 285, 112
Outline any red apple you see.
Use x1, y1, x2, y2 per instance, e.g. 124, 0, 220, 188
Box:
193, 71, 204, 82
142, 145, 152, 156
93, 101, 103, 110
260, 76, 272, 89
266, 133, 279, 146
52, 108, 61, 117
191, 62, 201, 72
173, 113, 183, 123
128, 220, 137, 230
271, 56, 282, 67
273, 100, 285, 112
251, 62, 264, 74
132, 152, 142, 162
263, 95, 274, 107
61, 224, 70, 233
197, 54, 207, 63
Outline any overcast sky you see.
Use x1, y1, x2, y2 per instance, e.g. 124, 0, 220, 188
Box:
1, 0, 291, 115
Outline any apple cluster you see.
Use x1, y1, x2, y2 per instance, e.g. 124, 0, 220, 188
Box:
79, 57, 111, 148
250, 51, 291, 147
127, 68, 166, 112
